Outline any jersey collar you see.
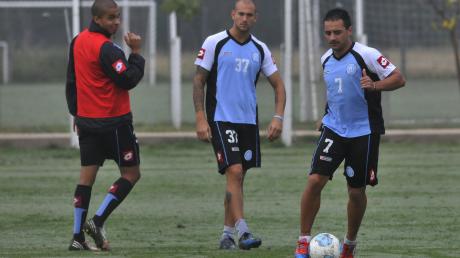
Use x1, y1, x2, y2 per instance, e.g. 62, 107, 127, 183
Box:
333, 42, 355, 60
226, 30, 252, 45
89, 20, 112, 38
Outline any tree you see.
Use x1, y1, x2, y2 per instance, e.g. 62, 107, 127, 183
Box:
160, 0, 202, 20
428, 0, 460, 93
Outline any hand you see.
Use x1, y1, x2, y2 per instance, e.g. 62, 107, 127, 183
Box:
267, 117, 283, 141
196, 117, 212, 142
360, 69, 376, 91
124, 32, 142, 54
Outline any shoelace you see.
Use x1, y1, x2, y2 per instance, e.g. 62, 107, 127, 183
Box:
295, 240, 309, 254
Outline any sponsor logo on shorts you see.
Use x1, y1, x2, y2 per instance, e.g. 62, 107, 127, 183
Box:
123, 150, 134, 161
217, 151, 224, 163
320, 155, 332, 162
244, 150, 253, 161
369, 169, 376, 182
346, 166, 355, 177
109, 184, 119, 194
232, 147, 240, 152
112, 59, 126, 74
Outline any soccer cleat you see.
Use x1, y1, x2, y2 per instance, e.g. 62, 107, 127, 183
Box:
68, 239, 98, 251
294, 239, 310, 258
238, 232, 262, 250
219, 235, 237, 250
83, 219, 110, 251
340, 243, 356, 258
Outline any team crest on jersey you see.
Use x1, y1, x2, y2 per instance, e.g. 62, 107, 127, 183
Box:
252, 52, 260, 62
123, 150, 134, 161
377, 55, 391, 69
346, 63, 357, 75
197, 48, 205, 59
112, 59, 126, 74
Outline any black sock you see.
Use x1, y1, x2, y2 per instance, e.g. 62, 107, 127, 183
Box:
93, 177, 133, 227
73, 184, 92, 242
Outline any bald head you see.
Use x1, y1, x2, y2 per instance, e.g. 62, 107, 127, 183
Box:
91, 0, 118, 17
234, 0, 256, 12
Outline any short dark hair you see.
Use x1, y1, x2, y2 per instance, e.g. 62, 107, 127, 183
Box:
91, 0, 118, 17
234, 0, 257, 12
323, 8, 351, 29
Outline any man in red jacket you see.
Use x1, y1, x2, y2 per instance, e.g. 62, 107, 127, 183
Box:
66, 0, 145, 251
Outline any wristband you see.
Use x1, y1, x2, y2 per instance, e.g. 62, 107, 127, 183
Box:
273, 115, 284, 121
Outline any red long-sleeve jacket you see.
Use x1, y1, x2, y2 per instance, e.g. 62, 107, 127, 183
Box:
66, 21, 145, 131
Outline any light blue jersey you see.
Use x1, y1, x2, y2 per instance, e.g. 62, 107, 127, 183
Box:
195, 30, 277, 125
321, 42, 396, 137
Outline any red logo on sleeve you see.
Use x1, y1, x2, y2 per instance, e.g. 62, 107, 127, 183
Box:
112, 59, 127, 74
197, 48, 206, 59
377, 55, 391, 69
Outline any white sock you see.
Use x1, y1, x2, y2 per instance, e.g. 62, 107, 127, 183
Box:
222, 225, 235, 238
344, 237, 357, 246
235, 219, 249, 239
299, 235, 312, 242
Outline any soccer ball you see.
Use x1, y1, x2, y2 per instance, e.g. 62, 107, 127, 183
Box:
309, 233, 340, 258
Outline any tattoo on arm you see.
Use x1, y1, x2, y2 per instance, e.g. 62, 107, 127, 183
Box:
193, 66, 209, 112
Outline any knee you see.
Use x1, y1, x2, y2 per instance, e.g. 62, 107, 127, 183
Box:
348, 187, 366, 201
307, 174, 328, 194
226, 165, 244, 184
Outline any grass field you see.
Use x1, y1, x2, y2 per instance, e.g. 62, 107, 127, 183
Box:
0, 139, 459, 257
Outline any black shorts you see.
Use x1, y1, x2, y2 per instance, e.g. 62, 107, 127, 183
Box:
78, 123, 140, 167
209, 121, 261, 174
310, 126, 380, 188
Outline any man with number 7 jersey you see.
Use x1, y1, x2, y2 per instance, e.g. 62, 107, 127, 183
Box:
294, 8, 405, 258
193, 0, 286, 251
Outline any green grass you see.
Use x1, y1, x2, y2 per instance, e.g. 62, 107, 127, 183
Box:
0, 140, 459, 257
1, 78, 460, 131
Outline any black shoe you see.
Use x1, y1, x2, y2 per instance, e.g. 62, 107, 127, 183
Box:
238, 232, 262, 250
83, 219, 110, 251
219, 235, 237, 250
68, 239, 98, 251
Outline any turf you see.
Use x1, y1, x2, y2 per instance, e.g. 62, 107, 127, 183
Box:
0, 140, 459, 257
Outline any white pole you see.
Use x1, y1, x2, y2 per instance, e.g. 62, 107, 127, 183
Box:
0, 41, 8, 84
169, 12, 181, 129
355, 0, 367, 44
148, 0, 157, 86
122, 0, 130, 56
298, 0, 308, 122
70, 0, 80, 148
282, 0, 293, 146
306, 0, 319, 121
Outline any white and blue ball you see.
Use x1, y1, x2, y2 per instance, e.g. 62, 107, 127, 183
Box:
309, 233, 340, 258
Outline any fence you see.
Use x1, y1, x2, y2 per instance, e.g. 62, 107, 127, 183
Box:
0, 0, 459, 133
